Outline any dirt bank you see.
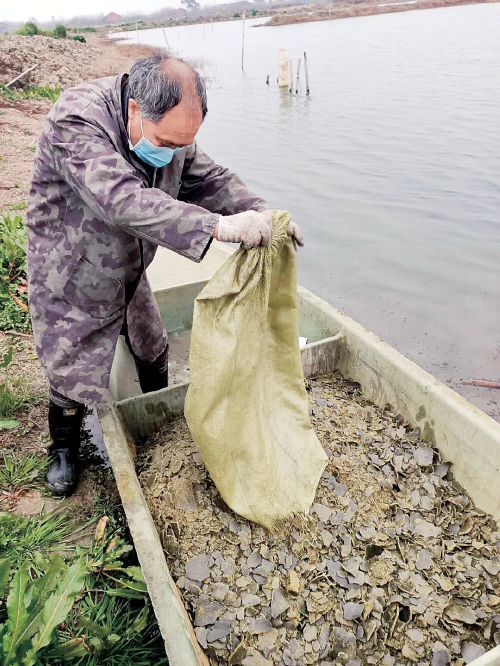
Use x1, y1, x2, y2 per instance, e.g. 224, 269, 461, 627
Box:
265, 0, 497, 27
0, 33, 158, 224
0, 32, 159, 91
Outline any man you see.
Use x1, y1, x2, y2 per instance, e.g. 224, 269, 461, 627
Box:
27, 55, 303, 498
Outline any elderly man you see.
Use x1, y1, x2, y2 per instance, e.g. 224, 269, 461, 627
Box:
27, 55, 303, 497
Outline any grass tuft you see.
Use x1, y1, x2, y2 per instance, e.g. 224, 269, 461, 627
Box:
0, 213, 30, 332
51, 594, 168, 665
0, 510, 77, 569
0, 452, 47, 492
0, 84, 61, 107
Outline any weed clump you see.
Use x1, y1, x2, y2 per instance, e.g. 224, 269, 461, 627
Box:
0, 214, 30, 332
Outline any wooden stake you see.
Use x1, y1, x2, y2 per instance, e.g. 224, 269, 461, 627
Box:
162, 29, 170, 49
5, 64, 38, 88
288, 59, 293, 93
304, 51, 310, 94
241, 12, 245, 71
266, 74, 270, 85
295, 57, 301, 94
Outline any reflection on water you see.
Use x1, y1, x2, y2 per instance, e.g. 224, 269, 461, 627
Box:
112, 4, 500, 420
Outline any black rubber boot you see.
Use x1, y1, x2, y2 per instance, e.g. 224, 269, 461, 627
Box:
134, 346, 169, 394
46, 393, 85, 498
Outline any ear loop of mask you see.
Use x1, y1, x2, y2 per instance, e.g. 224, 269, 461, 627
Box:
128, 114, 145, 147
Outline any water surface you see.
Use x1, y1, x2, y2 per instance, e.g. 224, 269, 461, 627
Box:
113, 4, 500, 419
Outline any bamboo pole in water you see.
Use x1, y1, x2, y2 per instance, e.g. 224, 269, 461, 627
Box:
289, 59, 293, 93
295, 57, 302, 94
304, 51, 310, 94
241, 22, 244, 70
162, 29, 170, 49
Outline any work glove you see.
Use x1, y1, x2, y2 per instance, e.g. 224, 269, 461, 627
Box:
216, 210, 272, 250
266, 210, 304, 250
287, 220, 304, 250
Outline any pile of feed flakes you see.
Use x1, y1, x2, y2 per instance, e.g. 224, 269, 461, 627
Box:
139, 373, 500, 666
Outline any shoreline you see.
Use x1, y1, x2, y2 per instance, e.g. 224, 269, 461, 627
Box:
100, 0, 498, 33
85, 31, 162, 77
263, 0, 497, 26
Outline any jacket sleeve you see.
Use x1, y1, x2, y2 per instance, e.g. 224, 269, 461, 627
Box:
48, 114, 219, 263
178, 142, 267, 215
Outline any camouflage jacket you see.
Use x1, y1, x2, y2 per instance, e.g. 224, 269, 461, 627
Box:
27, 74, 266, 405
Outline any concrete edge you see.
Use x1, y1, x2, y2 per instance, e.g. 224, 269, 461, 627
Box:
117, 382, 188, 441
115, 337, 343, 440
97, 404, 209, 666
468, 645, 500, 666
298, 285, 500, 522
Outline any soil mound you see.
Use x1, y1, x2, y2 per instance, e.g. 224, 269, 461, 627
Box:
0, 34, 99, 89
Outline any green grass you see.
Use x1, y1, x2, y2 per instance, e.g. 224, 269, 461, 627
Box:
0, 84, 61, 108
51, 595, 168, 665
14, 22, 70, 39
0, 511, 78, 569
10, 201, 27, 211
0, 452, 47, 492
0, 450, 168, 664
0, 351, 40, 421
44, 520, 167, 663
2, 374, 40, 412
14, 21, 39, 36
0, 213, 30, 332
0, 345, 42, 431
69, 26, 97, 33
0, 293, 30, 332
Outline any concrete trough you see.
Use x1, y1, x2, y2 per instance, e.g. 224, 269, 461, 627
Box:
98, 244, 500, 666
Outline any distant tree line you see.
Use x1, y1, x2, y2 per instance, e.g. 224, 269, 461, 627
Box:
1, 0, 299, 34
11, 21, 90, 42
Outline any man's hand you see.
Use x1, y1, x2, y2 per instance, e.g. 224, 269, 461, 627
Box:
287, 221, 304, 249
265, 210, 304, 250
215, 210, 272, 249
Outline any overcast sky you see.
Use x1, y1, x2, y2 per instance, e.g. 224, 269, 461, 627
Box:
4, 0, 183, 23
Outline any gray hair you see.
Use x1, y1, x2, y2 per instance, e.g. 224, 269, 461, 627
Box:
128, 55, 208, 123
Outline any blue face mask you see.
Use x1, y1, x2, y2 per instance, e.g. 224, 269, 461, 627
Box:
128, 115, 182, 168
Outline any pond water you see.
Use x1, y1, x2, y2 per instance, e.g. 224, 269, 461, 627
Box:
112, 3, 500, 420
